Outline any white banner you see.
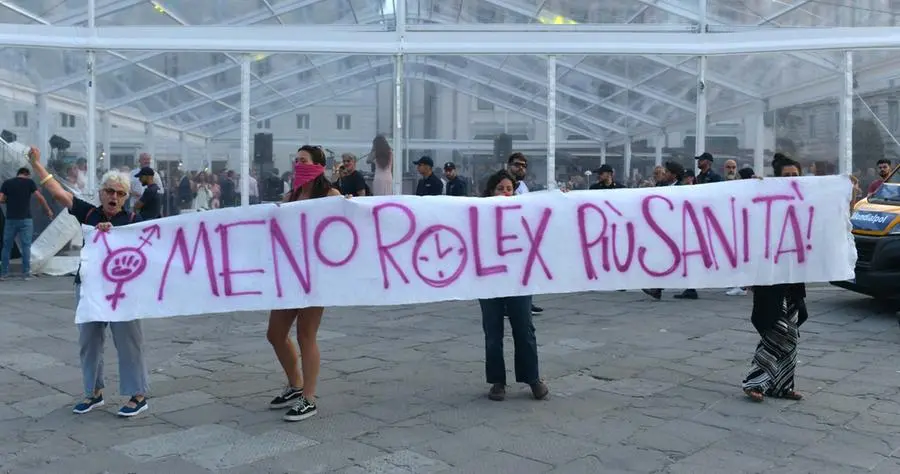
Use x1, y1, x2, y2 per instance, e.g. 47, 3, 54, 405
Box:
75, 176, 856, 323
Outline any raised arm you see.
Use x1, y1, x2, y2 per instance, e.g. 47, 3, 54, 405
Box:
28, 147, 74, 209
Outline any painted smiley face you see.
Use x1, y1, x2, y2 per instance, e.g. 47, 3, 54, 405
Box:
412, 226, 468, 288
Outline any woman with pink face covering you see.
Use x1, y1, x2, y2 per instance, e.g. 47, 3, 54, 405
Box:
477, 170, 549, 402
266, 145, 341, 422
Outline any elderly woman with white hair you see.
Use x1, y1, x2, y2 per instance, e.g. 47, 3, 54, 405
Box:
28, 147, 150, 417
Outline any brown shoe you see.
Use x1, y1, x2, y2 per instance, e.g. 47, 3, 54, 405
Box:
529, 381, 550, 400
488, 383, 506, 401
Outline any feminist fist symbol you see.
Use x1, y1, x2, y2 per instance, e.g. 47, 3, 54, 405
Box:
94, 225, 160, 310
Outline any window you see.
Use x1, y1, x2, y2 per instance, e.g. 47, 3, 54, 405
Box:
63, 54, 79, 75
256, 119, 271, 129
13, 111, 28, 128
60, 113, 75, 128
256, 57, 272, 77
296, 113, 310, 129
297, 68, 313, 82
475, 5, 496, 22
164, 53, 179, 77
213, 69, 227, 87
889, 100, 899, 131
476, 98, 493, 111
808, 114, 816, 138
337, 114, 351, 130
597, 83, 615, 98
211, 53, 227, 86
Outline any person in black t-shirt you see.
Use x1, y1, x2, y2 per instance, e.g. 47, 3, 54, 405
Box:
337, 153, 368, 197
0, 167, 53, 279
414, 156, 443, 196
133, 167, 161, 220
27, 146, 150, 418
588, 164, 626, 190
220, 170, 236, 208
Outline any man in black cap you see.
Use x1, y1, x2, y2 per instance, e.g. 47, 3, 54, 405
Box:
443, 162, 468, 197
413, 156, 443, 196
589, 164, 626, 190
695, 152, 722, 184
133, 167, 162, 220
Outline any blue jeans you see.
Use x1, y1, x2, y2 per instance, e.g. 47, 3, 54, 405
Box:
479, 295, 540, 385
75, 284, 149, 398
1, 218, 32, 276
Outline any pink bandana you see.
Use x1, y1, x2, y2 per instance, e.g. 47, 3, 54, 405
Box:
293, 162, 325, 190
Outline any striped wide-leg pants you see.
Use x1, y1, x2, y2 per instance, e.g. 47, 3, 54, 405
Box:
742, 299, 800, 397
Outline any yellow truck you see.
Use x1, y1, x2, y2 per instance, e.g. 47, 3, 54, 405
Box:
832, 166, 900, 302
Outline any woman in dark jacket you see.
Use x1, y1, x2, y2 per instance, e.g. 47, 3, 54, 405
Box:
742, 154, 807, 402
478, 170, 549, 402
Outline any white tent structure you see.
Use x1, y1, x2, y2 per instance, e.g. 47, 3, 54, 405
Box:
0, 0, 897, 201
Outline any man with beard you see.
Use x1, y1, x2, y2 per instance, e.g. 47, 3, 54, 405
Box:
507, 152, 530, 195
505, 152, 543, 315
867, 159, 893, 196
724, 159, 738, 180
443, 162, 468, 196
695, 152, 723, 184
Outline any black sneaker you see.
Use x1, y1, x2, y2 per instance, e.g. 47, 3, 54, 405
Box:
117, 396, 149, 417
531, 304, 544, 315
674, 289, 698, 300
73, 394, 105, 414
269, 386, 303, 409
642, 289, 662, 300
283, 396, 317, 422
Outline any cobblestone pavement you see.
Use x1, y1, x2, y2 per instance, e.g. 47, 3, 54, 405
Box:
0, 277, 899, 474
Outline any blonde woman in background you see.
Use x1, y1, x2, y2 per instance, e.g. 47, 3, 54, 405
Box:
370, 135, 393, 196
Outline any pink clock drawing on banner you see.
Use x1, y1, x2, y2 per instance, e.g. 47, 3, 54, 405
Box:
93, 224, 161, 310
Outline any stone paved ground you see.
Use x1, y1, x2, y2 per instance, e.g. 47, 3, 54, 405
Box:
1, 278, 899, 474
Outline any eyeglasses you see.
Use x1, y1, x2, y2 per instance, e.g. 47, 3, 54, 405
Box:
103, 188, 127, 198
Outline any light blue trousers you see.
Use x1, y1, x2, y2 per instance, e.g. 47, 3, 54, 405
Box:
75, 284, 149, 398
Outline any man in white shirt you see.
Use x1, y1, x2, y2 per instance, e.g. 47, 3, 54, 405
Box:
505, 152, 543, 315
130, 153, 163, 210
238, 171, 260, 205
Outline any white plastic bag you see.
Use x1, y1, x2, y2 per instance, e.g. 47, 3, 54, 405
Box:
30, 208, 81, 273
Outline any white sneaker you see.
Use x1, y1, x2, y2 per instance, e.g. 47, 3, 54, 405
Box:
725, 287, 747, 296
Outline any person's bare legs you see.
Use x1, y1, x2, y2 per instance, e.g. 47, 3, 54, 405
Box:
296, 307, 324, 400
267, 309, 302, 388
